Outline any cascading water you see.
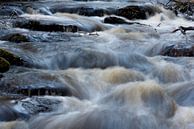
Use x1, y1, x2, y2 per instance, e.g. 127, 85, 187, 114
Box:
0, 0, 194, 129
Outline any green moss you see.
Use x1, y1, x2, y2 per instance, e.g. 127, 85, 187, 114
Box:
0, 48, 24, 66
0, 57, 10, 73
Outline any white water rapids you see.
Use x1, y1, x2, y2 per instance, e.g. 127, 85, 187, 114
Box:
0, 0, 194, 129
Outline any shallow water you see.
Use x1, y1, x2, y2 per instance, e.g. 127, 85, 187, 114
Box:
0, 0, 194, 129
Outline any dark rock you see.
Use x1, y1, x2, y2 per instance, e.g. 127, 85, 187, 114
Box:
116, 5, 158, 20
0, 33, 30, 43
16, 83, 73, 97
0, 48, 24, 66
14, 20, 79, 32
161, 44, 194, 57
0, 57, 10, 73
104, 16, 129, 24
50, 5, 114, 17
78, 8, 107, 16
166, 0, 194, 20
0, 69, 78, 98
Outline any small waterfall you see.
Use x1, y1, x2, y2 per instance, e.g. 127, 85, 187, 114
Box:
0, 0, 194, 129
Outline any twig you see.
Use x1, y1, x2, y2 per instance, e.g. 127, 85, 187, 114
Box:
172, 26, 194, 35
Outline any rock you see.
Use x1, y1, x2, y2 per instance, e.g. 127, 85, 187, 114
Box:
0, 68, 77, 97
0, 33, 30, 43
104, 16, 128, 24
0, 6, 23, 16
50, 5, 114, 16
0, 104, 28, 121
160, 44, 194, 57
0, 48, 24, 66
52, 48, 118, 69
14, 97, 61, 115
0, 57, 10, 73
116, 5, 158, 20
78, 8, 107, 16
16, 83, 73, 97
14, 20, 79, 32
166, 0, 194, 18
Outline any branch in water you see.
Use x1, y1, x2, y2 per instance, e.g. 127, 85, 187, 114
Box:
172, 26, 194, 34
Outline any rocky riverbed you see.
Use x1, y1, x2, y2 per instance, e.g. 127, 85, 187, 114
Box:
0, 0, 194, 129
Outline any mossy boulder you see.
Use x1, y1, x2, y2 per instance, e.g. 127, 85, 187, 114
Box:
0, 57, 10, 73
0, 48, 24, 66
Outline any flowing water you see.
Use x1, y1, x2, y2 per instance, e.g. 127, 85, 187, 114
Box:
0, 0, 194, 129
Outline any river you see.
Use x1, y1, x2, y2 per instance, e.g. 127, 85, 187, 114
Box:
0, 0, 194, 129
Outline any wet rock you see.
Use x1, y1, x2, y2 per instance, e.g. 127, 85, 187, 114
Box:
104, 16, 128, 24
0, 104, 28, 121
0, 57, 10, 73
52, 48, 118, 69
78, 8, 107, 16
14, 20, 79, 32
116, 5, 158, 20
166, 0, 194, 20
0, 48, 24, 66
0, 6, 23, 16
0, 69, 77, 97
14, 97, 61, 115
16, 83, 73, 97
0, 33, 30, 43
0, 29, 72, 43
50, 5, 114, 16
161, 44, 194, 57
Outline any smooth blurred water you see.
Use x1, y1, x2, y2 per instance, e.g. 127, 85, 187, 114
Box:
0, 0, 194, 129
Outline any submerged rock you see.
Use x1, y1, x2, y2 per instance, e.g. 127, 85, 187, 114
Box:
0, 57, 10, 73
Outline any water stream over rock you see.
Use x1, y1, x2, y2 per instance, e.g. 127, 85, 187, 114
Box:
0, 0, 194, 129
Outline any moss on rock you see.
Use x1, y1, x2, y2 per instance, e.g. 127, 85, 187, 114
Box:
0, 48, 24, 66
0, 57, 10, 73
